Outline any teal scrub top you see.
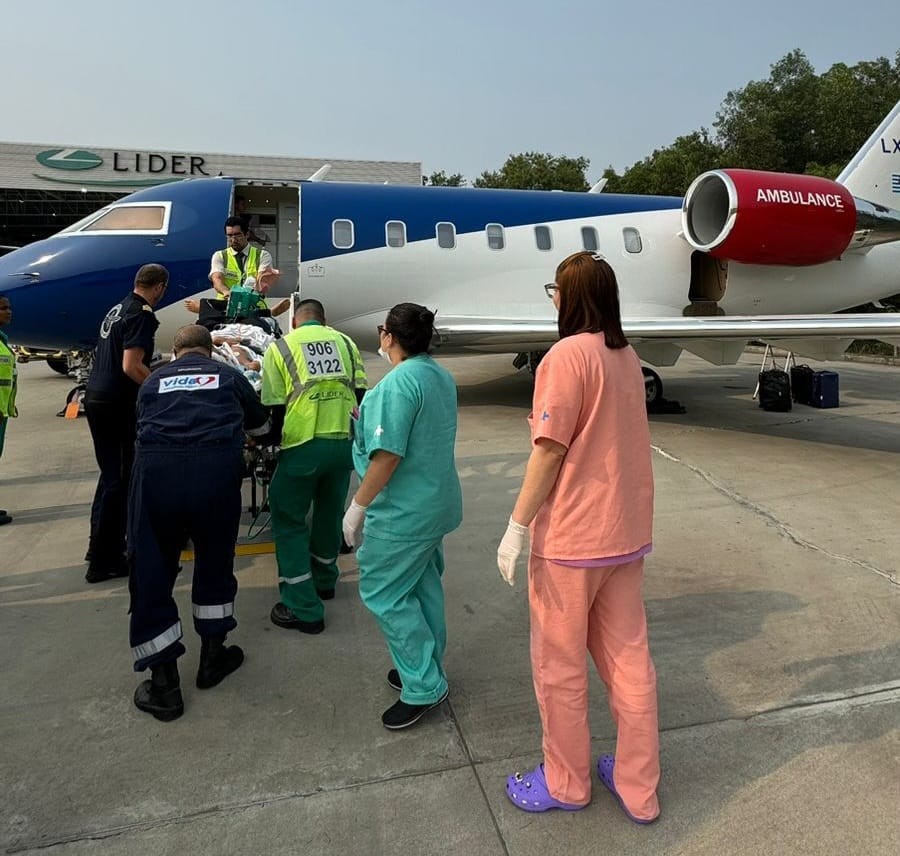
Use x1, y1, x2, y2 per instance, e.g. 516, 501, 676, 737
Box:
353, 354, 462, 541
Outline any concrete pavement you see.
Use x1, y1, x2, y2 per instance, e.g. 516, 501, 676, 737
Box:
1, 352, 898, 855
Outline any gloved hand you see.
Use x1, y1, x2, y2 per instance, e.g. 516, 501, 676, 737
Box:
497, 517, 529, 586
342, 499, 368, 548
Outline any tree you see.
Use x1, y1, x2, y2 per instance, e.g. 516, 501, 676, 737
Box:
713, 49, 900, 176
422, 170, 465, 187
602, 130, 724, 196
810, 53, 900, 176
474, 152, 590, 191
606, 50, 900, 187
714, 49, 821, 173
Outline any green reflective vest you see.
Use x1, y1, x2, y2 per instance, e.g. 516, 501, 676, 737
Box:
261, 322, 367, 450
220, 245, 264, 294
0, 332, 18, 418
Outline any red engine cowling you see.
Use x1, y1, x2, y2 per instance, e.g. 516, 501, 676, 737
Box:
682, 169, 857, 265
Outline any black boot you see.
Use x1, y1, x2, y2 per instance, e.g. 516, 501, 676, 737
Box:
196, 635, 244, 689
85, 553, 129, 584
134, 660, 184, 722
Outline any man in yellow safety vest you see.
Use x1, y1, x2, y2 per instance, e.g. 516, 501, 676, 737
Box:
262, 299, 367, 634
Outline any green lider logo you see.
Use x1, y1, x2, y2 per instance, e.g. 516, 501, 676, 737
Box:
35, 148, 103, 170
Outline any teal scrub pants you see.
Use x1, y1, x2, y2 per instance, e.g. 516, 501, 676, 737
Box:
269, 438, 351, 623
357, 534, 449, 705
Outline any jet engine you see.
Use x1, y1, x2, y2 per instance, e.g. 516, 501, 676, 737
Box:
681, 168, 900, 266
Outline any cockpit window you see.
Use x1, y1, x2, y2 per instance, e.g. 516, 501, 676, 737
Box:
60, 208, 112, 234
83, 205, 167, 232
58, 202, 171, 235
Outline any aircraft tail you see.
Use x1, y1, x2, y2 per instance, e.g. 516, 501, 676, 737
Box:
836, 100, 900, 209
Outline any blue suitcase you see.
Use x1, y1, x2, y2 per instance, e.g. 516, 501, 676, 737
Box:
810, 370, 839, 408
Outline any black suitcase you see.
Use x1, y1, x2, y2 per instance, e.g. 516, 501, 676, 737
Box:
810, 370, 839, 408
758, 369, 792, 411
790, 364, 814, 405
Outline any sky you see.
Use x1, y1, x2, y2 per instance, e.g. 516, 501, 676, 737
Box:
3, 0, 899, 183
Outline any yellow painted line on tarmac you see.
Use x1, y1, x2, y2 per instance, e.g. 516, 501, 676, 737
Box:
180, 542, 275, 562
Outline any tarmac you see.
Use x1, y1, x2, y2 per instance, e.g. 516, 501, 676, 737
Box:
1, 351, 898, 856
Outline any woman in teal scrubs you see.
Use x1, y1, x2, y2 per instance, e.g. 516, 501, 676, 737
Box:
342, 303, 462, 730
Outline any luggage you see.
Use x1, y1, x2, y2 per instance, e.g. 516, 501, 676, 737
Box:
758, 368, 792, 411
810, 370, 839, 408
790, 364, 814, 405
755, 345, 792, 412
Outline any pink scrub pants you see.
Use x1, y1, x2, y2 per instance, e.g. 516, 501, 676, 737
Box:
528, 555, 660, 819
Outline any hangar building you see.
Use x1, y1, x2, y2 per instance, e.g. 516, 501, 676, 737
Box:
0, 142, 421, 249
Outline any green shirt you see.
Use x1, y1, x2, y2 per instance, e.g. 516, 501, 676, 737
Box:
353, 354, 462, 541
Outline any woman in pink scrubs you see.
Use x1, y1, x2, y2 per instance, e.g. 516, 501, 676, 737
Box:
497, 251, 659, 822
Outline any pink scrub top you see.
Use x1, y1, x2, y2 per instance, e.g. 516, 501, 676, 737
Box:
528, 332, 654, 562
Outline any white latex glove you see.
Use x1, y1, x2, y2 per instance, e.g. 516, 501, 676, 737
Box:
342, 499, 367, 548
497, 517, 529, 586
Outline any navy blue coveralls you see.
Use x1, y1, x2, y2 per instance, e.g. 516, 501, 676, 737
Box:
128, 353, 269, 672
84, 292, 158, 576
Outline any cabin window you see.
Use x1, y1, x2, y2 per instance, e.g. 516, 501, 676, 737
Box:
623, 227, 643, 254
581, 226, 599, 252
486, 223, 505, 250
386, 221, 406, 248
332, 219, 354, 249
436, 222, 456, 249
62, 203, 170, 235
534, 225, 552, 251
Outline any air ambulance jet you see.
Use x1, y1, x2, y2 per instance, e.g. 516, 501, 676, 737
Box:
2, 102, 900, 406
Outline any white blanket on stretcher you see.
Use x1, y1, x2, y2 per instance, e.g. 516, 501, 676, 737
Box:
212, 324, 275, 354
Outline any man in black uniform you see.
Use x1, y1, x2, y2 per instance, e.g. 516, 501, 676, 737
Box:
129, 325, 270, 722
84, 263, 169, 584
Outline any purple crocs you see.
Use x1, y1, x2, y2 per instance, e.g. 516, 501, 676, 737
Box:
505, 763, 586, 813
596, 754, 659, 825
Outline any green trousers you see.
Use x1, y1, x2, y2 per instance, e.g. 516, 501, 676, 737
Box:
357, 534, 448, 705
269, 438, 351, 623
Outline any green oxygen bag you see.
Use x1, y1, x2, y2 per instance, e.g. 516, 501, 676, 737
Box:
226, 284, 258, 320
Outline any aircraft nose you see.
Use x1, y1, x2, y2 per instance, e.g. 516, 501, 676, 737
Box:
0, 239, 77, 349
0, 243, 51, 295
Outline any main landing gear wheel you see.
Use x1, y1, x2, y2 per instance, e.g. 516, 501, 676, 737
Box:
47, 357, 70, 376
642, 367, 663, 409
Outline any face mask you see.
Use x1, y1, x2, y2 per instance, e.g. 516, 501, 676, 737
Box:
377, 346, 391, 364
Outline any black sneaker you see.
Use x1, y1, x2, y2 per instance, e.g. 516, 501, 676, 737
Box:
0, 513, 11, 526
387, 669, 403, 691
269, 602, 324, 634
316, 588, 336, 601
381, 688, 449, 730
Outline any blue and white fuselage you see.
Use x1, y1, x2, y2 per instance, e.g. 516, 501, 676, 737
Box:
2, 99, 900, 383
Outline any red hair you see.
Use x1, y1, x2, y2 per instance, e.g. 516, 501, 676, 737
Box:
555, 252, 627, 348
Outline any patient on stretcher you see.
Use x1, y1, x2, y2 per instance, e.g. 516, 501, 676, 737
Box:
206, 323, 277, 391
